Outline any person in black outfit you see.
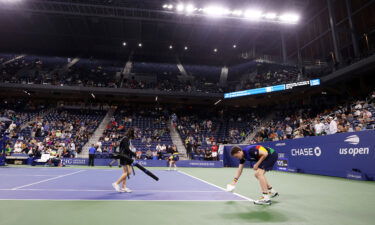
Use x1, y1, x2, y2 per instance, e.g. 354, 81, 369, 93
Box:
108, 142, 121, 167
111, 128, 136, 193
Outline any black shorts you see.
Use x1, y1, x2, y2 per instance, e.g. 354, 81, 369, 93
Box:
119, 155, 133, 166
111, 154, 121, 159
258, 152, 278, 171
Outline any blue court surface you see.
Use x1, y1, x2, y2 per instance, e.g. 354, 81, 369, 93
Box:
0, 167, 250, 201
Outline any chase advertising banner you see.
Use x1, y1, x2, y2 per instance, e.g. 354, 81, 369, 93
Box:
61, 158, 223, 168
223, 130, 375, 180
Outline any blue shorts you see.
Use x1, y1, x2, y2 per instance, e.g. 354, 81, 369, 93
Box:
259, 152, 278, 171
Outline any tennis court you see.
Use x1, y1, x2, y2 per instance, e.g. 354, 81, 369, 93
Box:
0, 166, 374, 225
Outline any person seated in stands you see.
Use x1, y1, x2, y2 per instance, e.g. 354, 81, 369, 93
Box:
136, 150, 142, 159
204, 149, 213, 161
13, 141, 22, 153
146, 150, 153, 159
62, 149, 71, 158
211, 144, 218, 161
4, 144, 12, 156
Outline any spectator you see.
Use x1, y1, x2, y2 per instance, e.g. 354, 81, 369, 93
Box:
88, 144, 96, 166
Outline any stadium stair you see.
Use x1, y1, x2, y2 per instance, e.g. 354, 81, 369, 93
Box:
19, 107, 55, 131
120, 61, 133, 87
79, 107, 115, 158
168, 120, 188, 159
1, 54, 25, 66
241, 111, 275, 144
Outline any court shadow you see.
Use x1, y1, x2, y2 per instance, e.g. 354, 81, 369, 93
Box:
222, 208, 288, 223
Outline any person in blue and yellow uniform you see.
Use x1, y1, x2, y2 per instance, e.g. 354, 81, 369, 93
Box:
168, 146, 179, 171
227, 145, 279, 205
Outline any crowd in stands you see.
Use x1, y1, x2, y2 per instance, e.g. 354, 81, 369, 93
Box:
1, 90, 374, 164
1, 53, 310, 94
99, 106, 174, 160
174, 108, 261, 160
3, 108, 105, 162
234, 63, 302, 91
253, 91, 375, 143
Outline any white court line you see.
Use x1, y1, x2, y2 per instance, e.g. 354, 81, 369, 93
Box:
0, 174, 56, 177
178, 170, 254, 202
11, 170, 86, 190
0, 199, 249, 202
0, 188, 224, 193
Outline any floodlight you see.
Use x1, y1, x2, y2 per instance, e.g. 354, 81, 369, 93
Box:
264, 12, 277, 20
231, 10, 243, 16
244, 9, 263, 20
203, 6, 230, 17
279, 13, 300, 23
185, 4, 195, 13
176, 4, 184, 12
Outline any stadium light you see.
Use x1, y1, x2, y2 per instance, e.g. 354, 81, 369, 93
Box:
203, 5, 230, 17
233, 44, 237, 48
214, 48, 218, 52
169, 45, 173, 49
138, 43, 142, 47
161, 3, 300, 25
264, 12, 277, 20
176, 4, 184, 12
244, 9, 263, 20
184, 46, 188, 50
279, 13, 300, 23
231, 10, 243, 16
122, 42, 127, 46
185, 4, 195, 14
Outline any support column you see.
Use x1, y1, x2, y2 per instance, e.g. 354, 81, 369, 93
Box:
296, 33, 302, 67
281, 31, 287, 64
327, 0, 342, 64
345, 0, 360, 57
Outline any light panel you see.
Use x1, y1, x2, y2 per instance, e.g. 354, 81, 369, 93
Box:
162, 3, 301, 25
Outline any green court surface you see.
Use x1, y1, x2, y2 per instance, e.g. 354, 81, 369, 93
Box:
0, 167, 374, 225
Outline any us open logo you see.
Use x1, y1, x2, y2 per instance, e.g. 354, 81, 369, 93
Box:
344, 135, 360, 145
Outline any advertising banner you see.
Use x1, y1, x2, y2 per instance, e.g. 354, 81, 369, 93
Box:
223, 130, 375, 180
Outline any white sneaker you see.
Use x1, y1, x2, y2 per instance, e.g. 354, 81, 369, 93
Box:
254, 196, 272, 205
112, 182, 121, 192
269, 191, 279, 198
120, 187, 132, 193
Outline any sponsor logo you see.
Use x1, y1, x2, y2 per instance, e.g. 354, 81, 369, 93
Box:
314, 147, 322, 157
62, 158, 87, 165
347, 174, 363, 179
277, 159, 288, 167
291, 147, 322, 157
344, 135, 360, 145
276, 143, 286, 146
278, 153, 285, 158
340, 135, 370, 157
339, 147, 369, 157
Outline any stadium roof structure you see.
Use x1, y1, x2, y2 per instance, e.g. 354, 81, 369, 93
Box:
0, 0, 312, 65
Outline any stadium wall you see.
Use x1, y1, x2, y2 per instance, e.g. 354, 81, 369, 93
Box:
223, 130, 375, 180
60, 158, 223, 168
